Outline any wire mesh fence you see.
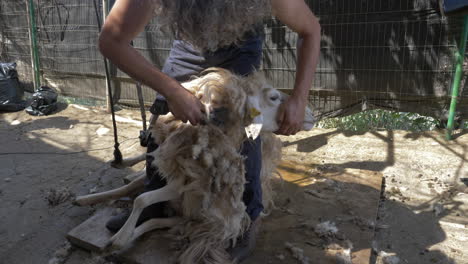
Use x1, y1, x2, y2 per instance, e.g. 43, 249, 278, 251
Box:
0, 0, 467, 120
0, 0, 34, 91
266, 0, 467, 120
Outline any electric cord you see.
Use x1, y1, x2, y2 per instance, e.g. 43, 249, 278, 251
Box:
92, 0, 123, 164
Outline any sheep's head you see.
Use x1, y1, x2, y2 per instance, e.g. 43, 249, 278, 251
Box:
183, 68, 248, 128
182, 68, 315, 138
243, 72, 316, 135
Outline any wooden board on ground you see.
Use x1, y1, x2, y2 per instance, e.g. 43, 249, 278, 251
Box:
244, 160, 383, 264
67, 207, 176, 264
66, 208, 115, 252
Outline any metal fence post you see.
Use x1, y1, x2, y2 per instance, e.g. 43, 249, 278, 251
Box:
446, 15, 468, 140
25, 0, 41, 91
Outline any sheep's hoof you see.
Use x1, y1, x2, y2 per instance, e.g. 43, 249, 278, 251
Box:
73, 197, 87, 206
110, 160, 125, 169
104, 240, 123, 253
109, 231, 133, 250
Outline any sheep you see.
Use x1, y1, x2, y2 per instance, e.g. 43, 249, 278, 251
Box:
75, 68, 315, 263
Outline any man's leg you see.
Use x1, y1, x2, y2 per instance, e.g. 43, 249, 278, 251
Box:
241, 137, 264, 221
228, 137, 263, 261
222, 34, 264, 261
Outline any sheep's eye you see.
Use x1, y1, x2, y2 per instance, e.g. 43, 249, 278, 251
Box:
211, 99, 221, 106
270, 94, 280, 101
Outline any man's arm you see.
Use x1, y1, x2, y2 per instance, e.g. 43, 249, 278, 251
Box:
99, 0, 204, 125
271, 0, 321, 135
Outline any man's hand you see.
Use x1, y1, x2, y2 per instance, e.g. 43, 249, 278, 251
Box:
272, 0, 320, 136
276, 95, 307, 136
166, 85, 205, 126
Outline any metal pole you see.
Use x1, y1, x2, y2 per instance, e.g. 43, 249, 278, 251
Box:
102, 0, 112, 113
26, 0, 41, 91
446, 15, 468, 140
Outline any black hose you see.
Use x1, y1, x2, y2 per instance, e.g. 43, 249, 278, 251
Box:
92, 0, 122, 165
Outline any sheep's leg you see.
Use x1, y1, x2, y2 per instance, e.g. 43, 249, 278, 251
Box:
109, 182, 181, 249
112, 153, 146, 168
111, 115, 156, 168
124, 167, 146, 183
122, 153, 146, 167
131, 217, 183, 241
75, 173, 146, 206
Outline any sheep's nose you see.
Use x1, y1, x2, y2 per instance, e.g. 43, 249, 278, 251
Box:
209, 107, 229, 126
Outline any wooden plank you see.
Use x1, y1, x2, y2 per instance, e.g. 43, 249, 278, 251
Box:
67, 208, 176, 263
66, 208, 115, 252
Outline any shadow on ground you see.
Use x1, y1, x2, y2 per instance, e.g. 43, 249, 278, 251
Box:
0, 107, 141, 264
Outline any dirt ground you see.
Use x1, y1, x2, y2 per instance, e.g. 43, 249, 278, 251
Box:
0, 104, 467, 264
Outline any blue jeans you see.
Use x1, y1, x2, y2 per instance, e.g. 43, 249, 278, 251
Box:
146, 34, 264, 220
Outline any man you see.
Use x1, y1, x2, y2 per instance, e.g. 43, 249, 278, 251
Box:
99, 0, 320, 261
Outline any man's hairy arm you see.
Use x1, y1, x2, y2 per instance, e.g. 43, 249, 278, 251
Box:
99, 0, 203, 125
272, 0, 321, 135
